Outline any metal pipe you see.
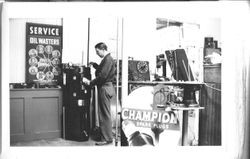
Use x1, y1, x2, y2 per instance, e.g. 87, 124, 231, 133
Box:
63, 106, 65, 139
182, 60, 190, 81
115, 18, 119, 146
87, 18, 90, 65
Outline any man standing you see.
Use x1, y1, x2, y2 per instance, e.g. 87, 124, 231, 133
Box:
82, 42, 116, 146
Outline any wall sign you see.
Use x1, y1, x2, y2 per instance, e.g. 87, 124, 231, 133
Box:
121, 108, 179, 130
26, 22, 63, 85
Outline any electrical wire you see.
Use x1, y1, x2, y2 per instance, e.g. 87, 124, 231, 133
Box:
204, 83, 221, 92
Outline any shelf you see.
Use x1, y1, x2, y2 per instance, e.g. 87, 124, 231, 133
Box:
171, 106, 204, 111
204, 63, 221, 68
128, 81, 204, 86
10, 87, 62, 91
156, 104, 204, 111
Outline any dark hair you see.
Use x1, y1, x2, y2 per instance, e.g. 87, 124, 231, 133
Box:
95, 42, 107, 51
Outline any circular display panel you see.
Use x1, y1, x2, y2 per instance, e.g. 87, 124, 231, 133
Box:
28, 43, 61, 83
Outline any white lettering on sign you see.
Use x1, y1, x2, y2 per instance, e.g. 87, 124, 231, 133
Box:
38, 58, 51, 68
122, 109, 129, 120
136, 121, 152, 128
142, 111, 151, 121
121, 108, 178, 124
152, 111, 158, 121
135, 111, 142, 120
29, 26, 59, 36
162, 113, 170, 123
29, 37, 59, 45
38, 38, 60, 45
30, 37, 38, 44
153, 123, 170, 129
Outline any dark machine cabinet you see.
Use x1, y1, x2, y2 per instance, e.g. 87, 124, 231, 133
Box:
62, 65, 91, 141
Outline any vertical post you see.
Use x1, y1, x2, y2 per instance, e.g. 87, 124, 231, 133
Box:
0, 3, 2, 153
87, 18, 91, 133
87, 18, 90, 65
0, 44, 1, 150
187, 50, 191, 81
115, 18, 119, 146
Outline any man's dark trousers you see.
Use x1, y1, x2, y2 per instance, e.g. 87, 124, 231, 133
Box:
97, 82, 114, 142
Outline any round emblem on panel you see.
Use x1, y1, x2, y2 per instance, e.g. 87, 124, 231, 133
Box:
28, 49, 38, 58
52, 67, 60, 76
52, 58, 60, 67
46, 71, 54, 81
52, 50, 61, 58
45, 45, 53, 54
36, 45, 45, 54
36, 71, 46, 81
137, 61, 149, 74
29, 57, 38, 66
154, 91, 166, 105
29, 66, 38, 75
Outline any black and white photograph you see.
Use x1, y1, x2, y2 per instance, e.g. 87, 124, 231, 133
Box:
0, 1, 250, 159
121, 17, 221, 146
8, 15, 222, 147
8, 17, 122, 147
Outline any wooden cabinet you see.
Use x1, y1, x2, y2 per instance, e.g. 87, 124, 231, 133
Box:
199, 64, 221, 145
10, 88, 62, 143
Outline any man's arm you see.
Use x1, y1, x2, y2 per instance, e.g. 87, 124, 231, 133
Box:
90, 56, 113, 86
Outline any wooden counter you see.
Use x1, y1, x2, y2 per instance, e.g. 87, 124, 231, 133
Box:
10, 88, 62, 143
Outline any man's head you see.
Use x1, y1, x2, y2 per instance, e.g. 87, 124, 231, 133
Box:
95, 42, 108, 58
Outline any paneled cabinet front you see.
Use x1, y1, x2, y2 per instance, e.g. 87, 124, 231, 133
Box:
10, 88, 62, 144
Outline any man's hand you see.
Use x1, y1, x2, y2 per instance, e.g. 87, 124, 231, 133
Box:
89, 62, 95, 65
82, 77, 90, 85
88, 62, 98, 69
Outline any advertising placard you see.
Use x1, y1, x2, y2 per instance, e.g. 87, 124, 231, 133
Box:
26, 22, 63, 85
122, 108, 180, 130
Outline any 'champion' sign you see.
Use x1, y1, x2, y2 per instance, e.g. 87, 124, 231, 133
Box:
121, 108, 179, 130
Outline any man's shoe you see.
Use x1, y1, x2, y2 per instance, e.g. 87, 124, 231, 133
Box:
95, 140, 113, 146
